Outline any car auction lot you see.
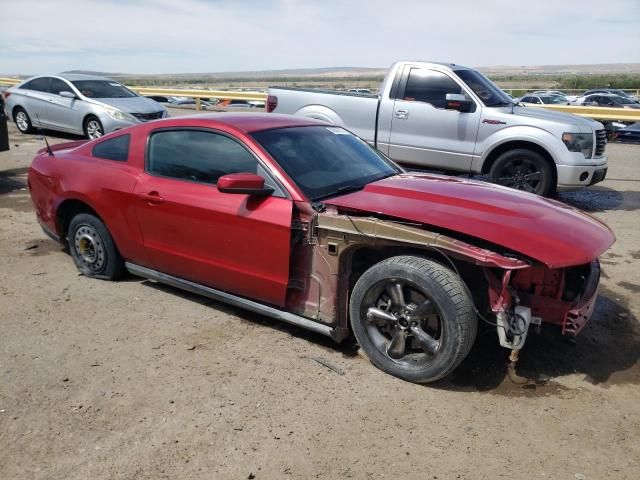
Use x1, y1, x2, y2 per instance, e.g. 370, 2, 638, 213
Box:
1, 115, 639, 480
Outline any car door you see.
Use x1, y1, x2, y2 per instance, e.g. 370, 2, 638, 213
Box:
45, 78, 82, 133
387, 66, 480, 172
18, 77, 52, 126
133, 128, 293, 307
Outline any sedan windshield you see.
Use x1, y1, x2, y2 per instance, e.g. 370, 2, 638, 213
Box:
252, 126, 400, 201
455, 69, 514, 107
540, 96, 567, 104
72, 80, 137, 99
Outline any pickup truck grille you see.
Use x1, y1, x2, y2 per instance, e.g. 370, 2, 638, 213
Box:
131, 111, 163, 122
595, 129, 607, 158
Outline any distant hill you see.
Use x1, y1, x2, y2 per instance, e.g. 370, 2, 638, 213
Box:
58, 63, 640, 79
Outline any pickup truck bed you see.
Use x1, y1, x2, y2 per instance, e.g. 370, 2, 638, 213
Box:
269, 87, 379, 143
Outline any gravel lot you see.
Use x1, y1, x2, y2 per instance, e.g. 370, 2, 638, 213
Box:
1, 115, 639, 480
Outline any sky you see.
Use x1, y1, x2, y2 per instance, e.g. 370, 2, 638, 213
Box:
1, 0, 639, 75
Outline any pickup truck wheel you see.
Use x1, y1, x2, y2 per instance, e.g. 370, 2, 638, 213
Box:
489, 149, 554, 196
349, 256, 477, 384
14, 108, 33, 134
68, 213, 124, 280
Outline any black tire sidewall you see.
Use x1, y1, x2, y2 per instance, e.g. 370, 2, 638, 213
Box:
83, 116, 104, 139
350, 256, 476, 383
68, 213, 123, 280
489, 148, 555, 196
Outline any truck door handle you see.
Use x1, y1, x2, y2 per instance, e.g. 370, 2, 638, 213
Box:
394, 109, 409, 119
138, 191, 164, 204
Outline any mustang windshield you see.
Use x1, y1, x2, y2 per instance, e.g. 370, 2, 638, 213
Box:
252, 126, 400, 201
72, 80, 137, 99
456, 69, 514, 107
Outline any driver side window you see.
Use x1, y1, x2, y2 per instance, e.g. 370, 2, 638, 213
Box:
49, 78, 72, 96
403, 69, 464, 109
147, 130, 258, 185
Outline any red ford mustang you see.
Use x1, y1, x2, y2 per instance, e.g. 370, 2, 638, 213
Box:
28, 113, 614, 383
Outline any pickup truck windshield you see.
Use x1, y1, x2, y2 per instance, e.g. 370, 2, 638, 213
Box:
252, 126, 400, 201
456, 69, 514, 107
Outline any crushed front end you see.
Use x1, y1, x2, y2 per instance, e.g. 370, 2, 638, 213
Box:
485, 260, 601, 356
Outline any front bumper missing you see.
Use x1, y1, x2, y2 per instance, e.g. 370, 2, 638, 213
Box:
562, 260, 600, 335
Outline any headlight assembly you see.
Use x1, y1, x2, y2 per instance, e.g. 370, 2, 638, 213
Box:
562, 132, 593, 159
103, 107, 137, 122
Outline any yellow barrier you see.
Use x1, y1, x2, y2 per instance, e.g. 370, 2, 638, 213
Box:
0, 77, 21, 86
132, 87, 266, 102
528, 104, 640, 122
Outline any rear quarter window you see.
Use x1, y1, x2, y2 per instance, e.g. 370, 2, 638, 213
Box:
21, 77, 50, 92
92, 134, 130, 162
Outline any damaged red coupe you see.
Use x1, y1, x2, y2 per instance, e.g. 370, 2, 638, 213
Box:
28, 114, 614, 383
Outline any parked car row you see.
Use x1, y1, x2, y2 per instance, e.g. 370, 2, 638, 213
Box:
516, 88, 639, 109
144, 95, 266, 110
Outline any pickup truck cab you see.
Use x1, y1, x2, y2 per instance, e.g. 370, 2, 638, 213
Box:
267, 61, 608, 196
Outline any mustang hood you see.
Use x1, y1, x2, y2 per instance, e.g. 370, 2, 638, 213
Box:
325, 173, 614, 268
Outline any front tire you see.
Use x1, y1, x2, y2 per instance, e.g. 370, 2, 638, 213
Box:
14, 107, 33, 134
83, 116, 104, 140
489, 148, 555, 196
349, 256, 477, 384
68, 213, 124, 280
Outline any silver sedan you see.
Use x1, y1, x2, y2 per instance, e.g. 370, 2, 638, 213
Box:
3, 74, 168, 139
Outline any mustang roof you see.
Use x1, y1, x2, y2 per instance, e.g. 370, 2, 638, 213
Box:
169, 113, 326, 133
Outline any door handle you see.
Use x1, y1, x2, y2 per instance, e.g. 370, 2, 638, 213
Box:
138, 191, 164, 204
394, 109, 409, 119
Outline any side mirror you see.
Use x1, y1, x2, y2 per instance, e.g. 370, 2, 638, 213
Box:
217, 172, 274, 196
445, 93, 473, 113
59, 91, 76, 99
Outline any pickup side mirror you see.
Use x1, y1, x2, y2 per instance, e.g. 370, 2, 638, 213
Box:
217, 172, 274, 196
445, 93, 473, 113
59, 91, 76, 99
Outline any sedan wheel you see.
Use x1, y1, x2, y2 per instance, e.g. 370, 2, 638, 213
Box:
15, 109, 33, 133
350, 256, 477, 383
84, 117, 104, 139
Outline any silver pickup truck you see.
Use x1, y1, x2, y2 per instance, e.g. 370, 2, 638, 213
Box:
267, 61, 608, 196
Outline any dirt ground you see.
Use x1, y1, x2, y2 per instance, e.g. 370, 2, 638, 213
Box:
1, 115, 639, 480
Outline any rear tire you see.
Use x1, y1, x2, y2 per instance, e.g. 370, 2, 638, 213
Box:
349, 256, 477, 383
489, 148, 555, 196
83, 116, 104, 140
14, 107, 33, 134
68, 213, 124, 280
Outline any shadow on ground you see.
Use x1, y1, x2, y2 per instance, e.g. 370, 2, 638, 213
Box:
141, 279, 638, 394
557, 187, 640, 212
0, 167, 28, 195
442, 289, 639, 393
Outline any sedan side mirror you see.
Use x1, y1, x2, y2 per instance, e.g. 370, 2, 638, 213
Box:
59, 91, 76, 99
217, 172, 274, 196
445, 93, 473, 113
